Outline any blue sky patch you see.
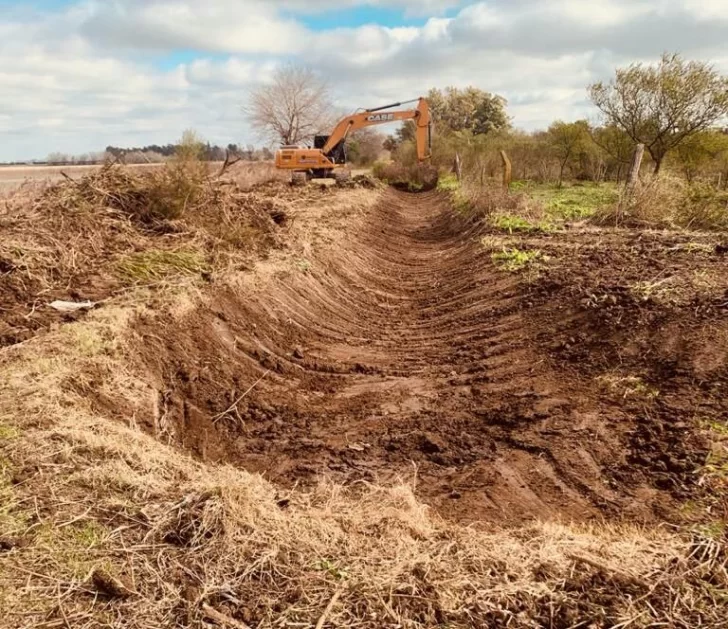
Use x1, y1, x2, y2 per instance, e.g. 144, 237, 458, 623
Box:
293, 6, 429, 30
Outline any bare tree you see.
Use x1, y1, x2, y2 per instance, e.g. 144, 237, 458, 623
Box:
244, 65, 335, 147
589, 53, 728, 175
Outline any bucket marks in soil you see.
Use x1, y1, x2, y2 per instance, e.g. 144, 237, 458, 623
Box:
133, 189, 720, 525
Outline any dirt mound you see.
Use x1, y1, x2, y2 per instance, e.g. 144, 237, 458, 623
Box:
123, 189, 726, 525
0, 165, 289, 347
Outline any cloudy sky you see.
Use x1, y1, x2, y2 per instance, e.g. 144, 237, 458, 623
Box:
1, 0, 727, 161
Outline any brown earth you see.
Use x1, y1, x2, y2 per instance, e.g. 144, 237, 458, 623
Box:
125, 188, 728, 525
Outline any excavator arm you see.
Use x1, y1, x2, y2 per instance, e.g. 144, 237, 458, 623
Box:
275, 97, 432, 178
322, 97, 432, 161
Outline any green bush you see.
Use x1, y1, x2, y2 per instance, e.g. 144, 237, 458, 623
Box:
371, 162, 439, 192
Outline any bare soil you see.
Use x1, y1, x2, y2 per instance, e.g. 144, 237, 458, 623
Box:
123, 189, 728, 525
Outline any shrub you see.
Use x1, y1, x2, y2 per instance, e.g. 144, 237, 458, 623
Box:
148, 130, 209, 220
594, 175, 728, 229
459, 183, 542, 221
371, 162, 439, 191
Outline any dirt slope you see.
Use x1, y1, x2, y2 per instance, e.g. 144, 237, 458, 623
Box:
130, 188, 726, 525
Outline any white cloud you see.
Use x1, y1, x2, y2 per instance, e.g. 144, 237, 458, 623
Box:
80, 1, 306, 54
0, 0, 727, 160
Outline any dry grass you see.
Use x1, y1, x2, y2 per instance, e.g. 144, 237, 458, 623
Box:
595, 175, 728, 230
225, 161, 288, 190
1, 336, 726, 627
0, 161, 286, 194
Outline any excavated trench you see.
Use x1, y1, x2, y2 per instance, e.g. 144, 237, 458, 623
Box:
130, 189, 718, 525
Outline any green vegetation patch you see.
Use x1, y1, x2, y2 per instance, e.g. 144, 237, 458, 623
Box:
596, 374, 660, 399
491, 214, 553, 233
526, 183, 619, 220
117, 249, 209, 283
491, 248, 544, 272
436, 173, 460, 192
0, 422, 20, 440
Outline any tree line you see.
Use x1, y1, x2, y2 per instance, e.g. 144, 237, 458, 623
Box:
43, 143, 274, 166
245, 55, 728, 186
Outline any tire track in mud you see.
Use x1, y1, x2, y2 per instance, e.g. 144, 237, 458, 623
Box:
140, 189, 668, 524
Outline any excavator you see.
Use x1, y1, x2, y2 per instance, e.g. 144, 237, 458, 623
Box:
275, 97, 432, 183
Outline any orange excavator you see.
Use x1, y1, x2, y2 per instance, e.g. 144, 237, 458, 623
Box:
275, 97, 432, 182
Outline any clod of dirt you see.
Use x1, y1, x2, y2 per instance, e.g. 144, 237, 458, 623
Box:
0, 536, 23, 552
91, 568, 133, 599
420, 432, 447, 454
292, 347, 304, 360
352, 174, 381, 189
270, 209, 288, 225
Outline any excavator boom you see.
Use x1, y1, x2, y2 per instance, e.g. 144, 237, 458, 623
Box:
275, 97, 432, 179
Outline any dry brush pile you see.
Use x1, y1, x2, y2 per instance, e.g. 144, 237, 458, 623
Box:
0, 163, 289, 346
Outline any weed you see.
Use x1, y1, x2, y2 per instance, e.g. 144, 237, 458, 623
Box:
32, 522, 109, 578
437, 174, 460, 192
695, 521, 727, 540
491, 248, 544, 271
535, 184, 619, 220
492, 214, 553, 233
701, 418, 728, 437
0, 423, 20, 440
703, 451, 728, 481
596, 374, 660, 399
70, 521, 107, 548
630, 278, 678, 303
117, 249, 209, 283
668, 242, 715, 255
481, 235, 517, 251
318, 558, 349, 581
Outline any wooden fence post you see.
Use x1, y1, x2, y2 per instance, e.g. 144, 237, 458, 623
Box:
500, 150, 512, 191
453, 153, 462, 181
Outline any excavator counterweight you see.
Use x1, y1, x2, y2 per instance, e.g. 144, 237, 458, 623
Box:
275, 97, 432, 181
